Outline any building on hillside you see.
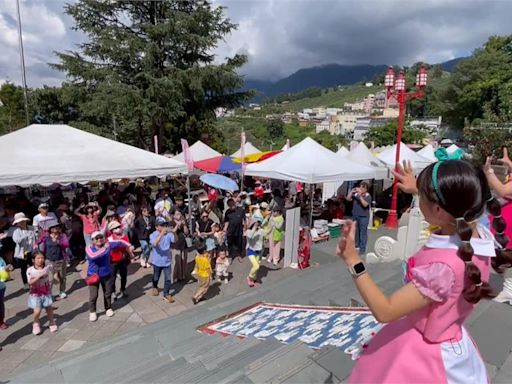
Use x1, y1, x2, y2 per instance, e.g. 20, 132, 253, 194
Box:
298, 119, 311, 128
303, 108, 313, 115
382, 107, 399, 118
353, 117, 393, 141
335, 110, 368, 136
316, 119, 331, 134
410, 116, 442, 134
312, 107, 326, 119
344, 100, 366, 111
281, 112, 296, 124
326, 108, 342, 116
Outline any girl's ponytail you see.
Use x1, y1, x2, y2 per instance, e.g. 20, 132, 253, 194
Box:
487, 196, 512, 273
454, 217, 494, 304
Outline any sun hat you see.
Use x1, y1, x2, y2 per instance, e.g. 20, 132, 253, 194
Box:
155, 217, 167, 226
260, 202, 269, 209
91, 231, 104, 239
107, 221, 122, 231
13, 212, 30, 225
47, 219, 61, 229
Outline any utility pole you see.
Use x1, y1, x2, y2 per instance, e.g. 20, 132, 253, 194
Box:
16, 0, 30, 126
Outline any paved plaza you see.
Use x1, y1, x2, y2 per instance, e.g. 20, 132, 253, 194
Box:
0, 248, 299, 378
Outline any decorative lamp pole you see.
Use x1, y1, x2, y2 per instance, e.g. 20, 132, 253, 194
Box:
385, 64, 428, 228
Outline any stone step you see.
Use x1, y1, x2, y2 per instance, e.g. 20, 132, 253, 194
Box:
245, 341, 314, 383
192, 338, 283, 384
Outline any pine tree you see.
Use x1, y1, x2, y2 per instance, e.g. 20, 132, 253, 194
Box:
52, 0, 251, 153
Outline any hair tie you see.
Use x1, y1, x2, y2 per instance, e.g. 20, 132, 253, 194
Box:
487, 196, 495, 202
475, 282, 483, 287
464, 261, 472, 264
493, 215, 502, 219
455, 217, 466, 223
496, 231, 505, 235
461, 240, 471, 244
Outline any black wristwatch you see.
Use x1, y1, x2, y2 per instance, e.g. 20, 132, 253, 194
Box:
348, 261, 367, 278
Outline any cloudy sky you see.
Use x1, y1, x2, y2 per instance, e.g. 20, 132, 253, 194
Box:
1, 0, 512, 87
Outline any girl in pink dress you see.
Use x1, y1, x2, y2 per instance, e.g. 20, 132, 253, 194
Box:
338, 159, 499, 383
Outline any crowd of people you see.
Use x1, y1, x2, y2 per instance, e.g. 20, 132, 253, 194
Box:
0, 177, 354, 344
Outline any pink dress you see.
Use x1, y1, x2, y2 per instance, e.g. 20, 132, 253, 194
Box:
349, 229, 494, 383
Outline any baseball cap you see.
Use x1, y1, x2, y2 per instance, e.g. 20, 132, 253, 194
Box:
91, 231, 104, 239
155, 217, 167, 226
107, 221, 121, 231
38, 203, 49, 209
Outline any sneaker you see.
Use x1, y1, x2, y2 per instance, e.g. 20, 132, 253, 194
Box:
140, 259, 146, 268
247, 276, 255, 287
106, 309, 115, 317
114, 292, 122, 300
32, 322, 41, 335
224, 278, 229, 284
151, 288, 159, 296
0, 322, 9, 330
59, 292, 67, 299
119, 291, 128, 299
49, 322, 58, 333
192, 297, 198, 305
89, 312, 98, 322
163, 295, 175, 303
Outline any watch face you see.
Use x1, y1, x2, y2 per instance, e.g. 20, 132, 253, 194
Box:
353, 262, 366, 274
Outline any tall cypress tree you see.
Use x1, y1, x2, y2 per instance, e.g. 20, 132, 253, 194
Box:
52, 0, 250, 153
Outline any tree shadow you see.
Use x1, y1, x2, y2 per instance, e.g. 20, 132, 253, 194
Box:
4, 287, 26, 301
203, 281, 222, 301
1, 302, 89, 349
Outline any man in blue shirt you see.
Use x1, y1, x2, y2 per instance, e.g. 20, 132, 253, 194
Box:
347, 182, 372, 255
150, 217, 175, 303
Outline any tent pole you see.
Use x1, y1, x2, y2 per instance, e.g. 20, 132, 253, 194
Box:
309, 183, 314, 228
187, 175, 193, 234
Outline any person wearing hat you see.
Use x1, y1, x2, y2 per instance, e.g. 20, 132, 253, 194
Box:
107, 221, 134, 300
32, 203, 57, 240
12, 212, 37, 289
36, 220, 69, 299
246, 217, 265, 287
85, 231, 116, 321
74, 202, 102, 248
149, 217, 176, 303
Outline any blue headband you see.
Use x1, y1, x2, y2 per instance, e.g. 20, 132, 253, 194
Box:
431, 147, 464, 205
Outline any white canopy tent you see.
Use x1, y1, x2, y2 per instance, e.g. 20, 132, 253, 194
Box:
446, 144, 461, 155
172, 140, 221, 162
0, 124, 187, 187
245, 137, 375, 183
336, 147, 350, 157
347, 142, 389, 180
417, 144, 438, 162
231, 142, 261, 158
377, 142, 433, 172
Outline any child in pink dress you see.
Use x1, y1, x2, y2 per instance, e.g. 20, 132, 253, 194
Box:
338, 158, 498, 383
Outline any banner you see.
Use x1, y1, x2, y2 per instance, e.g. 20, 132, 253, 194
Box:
181, 139, 194, 172
240, 131, 246, 172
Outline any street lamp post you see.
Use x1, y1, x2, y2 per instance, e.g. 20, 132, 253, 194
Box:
384, 64, 428, 228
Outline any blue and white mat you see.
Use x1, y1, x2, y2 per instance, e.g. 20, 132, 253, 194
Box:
199, 303, 383, 359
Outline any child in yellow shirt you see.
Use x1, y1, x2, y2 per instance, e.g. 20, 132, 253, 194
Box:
192, 240, 212, 305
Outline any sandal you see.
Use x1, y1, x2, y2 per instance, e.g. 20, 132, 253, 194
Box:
49, 322, 58, 333
32, 322, 42, 335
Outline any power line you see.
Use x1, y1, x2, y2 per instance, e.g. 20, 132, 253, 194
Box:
16, 0, 30, 126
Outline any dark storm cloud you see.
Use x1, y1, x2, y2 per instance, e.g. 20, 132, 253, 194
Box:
1, 0, 512, 86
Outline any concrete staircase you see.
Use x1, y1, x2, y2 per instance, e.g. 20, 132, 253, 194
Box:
10, 244, 512, 383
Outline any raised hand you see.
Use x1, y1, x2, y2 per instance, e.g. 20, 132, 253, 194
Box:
393, 160, 418, 194
336, 220, 359, 264
499, 147, 512, 171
